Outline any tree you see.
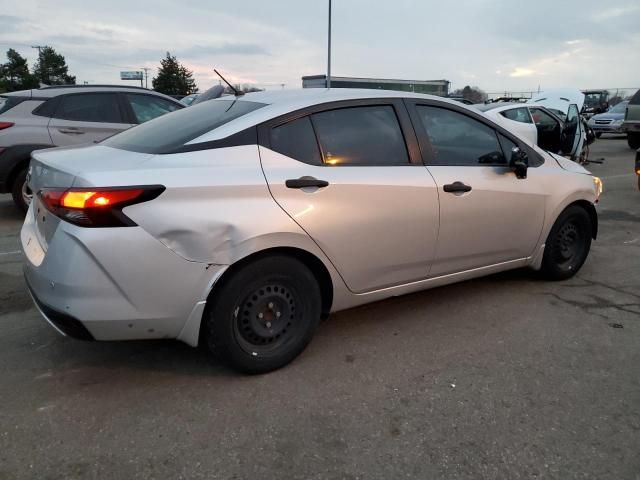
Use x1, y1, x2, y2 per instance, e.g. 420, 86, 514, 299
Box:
0, 49, 38, 92
152, 52, 198, 95
451, 85, 488, 104
32, 46, 75, 85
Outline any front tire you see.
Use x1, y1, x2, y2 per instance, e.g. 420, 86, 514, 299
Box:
204, 255, 321, 374
629, 133, 640, 149
540, 206, 592, 280
595, 132, 602, 139
11, 168, 31, 213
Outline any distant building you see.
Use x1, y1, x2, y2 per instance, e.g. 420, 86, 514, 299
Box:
302, 75, 450, 96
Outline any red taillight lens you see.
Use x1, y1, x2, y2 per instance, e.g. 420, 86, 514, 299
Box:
0, 122, 14, 130
39, 185, 164, 227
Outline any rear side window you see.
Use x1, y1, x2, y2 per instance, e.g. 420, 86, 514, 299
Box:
500, 107, 532, 124
55, 93, 123, 123
270, 117, 321, 165
0, 96, 28, 115
311, 105, 409, 166
416, 106, 504, 166
125, 94, 181, 123
103, 99, 265, 154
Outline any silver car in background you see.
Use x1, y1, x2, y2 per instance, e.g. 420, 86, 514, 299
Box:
21, 89, 602, 373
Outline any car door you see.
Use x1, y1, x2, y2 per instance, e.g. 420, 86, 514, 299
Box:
122, 93, 182, 124
560, 104, 584, 158
48, 92, 133, 146
259, 100, 440, 293
406, 100, 546, 276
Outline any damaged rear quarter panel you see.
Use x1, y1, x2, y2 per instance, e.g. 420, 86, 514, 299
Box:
121, 146, 321, 265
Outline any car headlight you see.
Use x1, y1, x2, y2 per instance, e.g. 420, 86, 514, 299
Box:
612, 119, 623, 125
593, 176, 603, 201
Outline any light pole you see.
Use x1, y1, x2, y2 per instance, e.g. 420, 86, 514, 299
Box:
327, 0, 332, 89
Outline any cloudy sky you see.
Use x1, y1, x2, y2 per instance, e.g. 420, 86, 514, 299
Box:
1, 0, 639, 94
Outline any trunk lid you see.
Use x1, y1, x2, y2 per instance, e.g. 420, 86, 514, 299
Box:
28, 144, 154, 248
528, 88, 585, 115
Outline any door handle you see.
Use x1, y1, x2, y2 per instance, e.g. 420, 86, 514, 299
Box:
443, 181, 472, 193
285, 177, 329, 189
58, 128, 85, 134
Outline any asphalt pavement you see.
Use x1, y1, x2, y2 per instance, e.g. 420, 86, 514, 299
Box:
0, 137, 638, 480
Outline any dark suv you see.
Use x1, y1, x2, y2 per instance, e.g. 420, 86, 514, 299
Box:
0, 85, 183, 210
623, 89, 640, 149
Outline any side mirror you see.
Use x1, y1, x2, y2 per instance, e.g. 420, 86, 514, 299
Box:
510, 147, 528, 179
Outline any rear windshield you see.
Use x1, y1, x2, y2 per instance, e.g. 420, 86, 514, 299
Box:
103, 99, 265, 153
630, 89, 640, 106
0, 96, 28, 115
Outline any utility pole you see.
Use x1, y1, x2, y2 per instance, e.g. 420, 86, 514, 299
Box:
31, 45, 48, 84
327, 0, 332, 89
141, 67, 151, 89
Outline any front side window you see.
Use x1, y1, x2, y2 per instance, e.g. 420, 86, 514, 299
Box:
55, 93, 122, 123
125, 94, 181, 124
311, 105, 409, 166
270, 116, 321, 165
103, 99, 265, 154
416, 106, 504, 166
500, 107, 532, 124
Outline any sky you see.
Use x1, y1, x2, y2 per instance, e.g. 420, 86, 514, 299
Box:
0, 0, 639, 94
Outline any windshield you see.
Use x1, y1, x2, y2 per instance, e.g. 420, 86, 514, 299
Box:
608, 102, 627, 114
0, 96, 28, 116
103, 99, 265, 154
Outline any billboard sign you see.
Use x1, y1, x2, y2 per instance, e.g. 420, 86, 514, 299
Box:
120, 71, 143, 81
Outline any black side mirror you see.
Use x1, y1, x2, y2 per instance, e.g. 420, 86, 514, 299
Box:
510, 147, 528, 179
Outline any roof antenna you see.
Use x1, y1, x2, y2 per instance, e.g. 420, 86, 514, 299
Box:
214, 69, 243, 96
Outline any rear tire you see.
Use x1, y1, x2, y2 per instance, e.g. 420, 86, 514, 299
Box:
628, 133, 640, 149
204, 255, 321, 374
540, 206, 592, 280
11, 168, 30, 213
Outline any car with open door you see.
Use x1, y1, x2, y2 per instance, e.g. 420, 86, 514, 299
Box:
477, 89, 588, 162
21, 89, 601, 373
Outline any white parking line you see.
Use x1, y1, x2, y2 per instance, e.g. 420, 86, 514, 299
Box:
0, 250, 21, 256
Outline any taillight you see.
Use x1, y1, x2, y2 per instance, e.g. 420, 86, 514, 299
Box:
0, 122, 14, 130
38, 185, 165, 228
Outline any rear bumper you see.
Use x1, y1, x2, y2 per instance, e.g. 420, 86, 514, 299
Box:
21, 203, 225, 344
622, 121, 640, 133
25, 275, 94, 340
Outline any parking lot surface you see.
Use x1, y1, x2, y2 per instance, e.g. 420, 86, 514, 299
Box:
1, 138, 639, 480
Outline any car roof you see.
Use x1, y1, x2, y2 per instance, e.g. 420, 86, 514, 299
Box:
2, 85, 180, 103
188, 88, 473, 144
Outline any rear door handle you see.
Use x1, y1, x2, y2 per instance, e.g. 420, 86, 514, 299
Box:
285, 177, 329, 189
443, 181, 472, 193
58, 128, 85, 134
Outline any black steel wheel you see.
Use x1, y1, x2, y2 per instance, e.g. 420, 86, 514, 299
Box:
204, 255, 321, 374
540, 206, 592, 280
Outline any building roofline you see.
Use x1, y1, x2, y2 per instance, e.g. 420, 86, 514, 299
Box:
302, 75, 450, 86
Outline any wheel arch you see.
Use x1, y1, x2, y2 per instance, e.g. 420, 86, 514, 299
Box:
570, 199, 598, 239
2, 144, 54, 194
197, 246, 335, 346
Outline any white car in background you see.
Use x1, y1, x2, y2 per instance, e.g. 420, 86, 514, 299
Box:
477, 89, 587, 162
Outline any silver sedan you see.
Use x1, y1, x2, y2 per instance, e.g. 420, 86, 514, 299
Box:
22, 89, 602, 373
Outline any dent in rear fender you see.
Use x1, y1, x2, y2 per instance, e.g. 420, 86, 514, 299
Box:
121, 148, 338, 266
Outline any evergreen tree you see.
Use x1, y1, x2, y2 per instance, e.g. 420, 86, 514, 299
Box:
0, 49, 38, 92
152, 52, 197, 95
32, 46, 75, 85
